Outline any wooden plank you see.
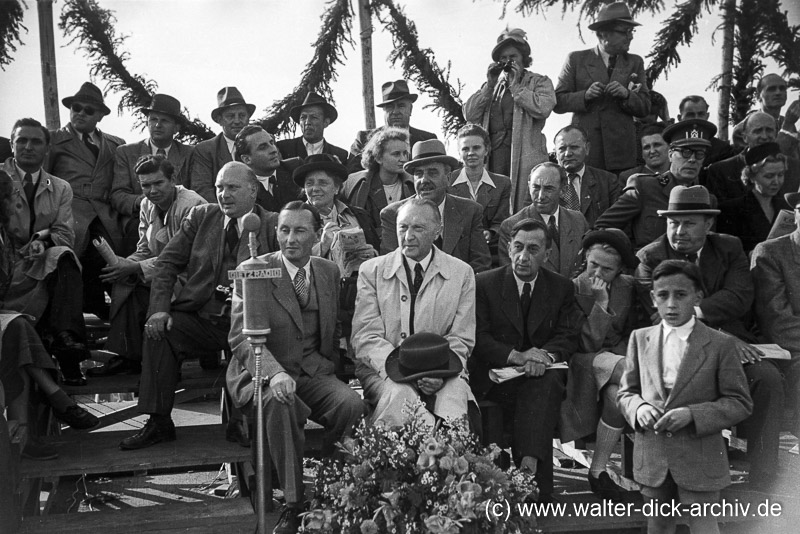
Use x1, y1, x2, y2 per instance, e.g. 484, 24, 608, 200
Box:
20, 424, 251, 480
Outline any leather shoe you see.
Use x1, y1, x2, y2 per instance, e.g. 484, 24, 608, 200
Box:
22, 437, 59, 461
272, 505, 302, 534
87, 356, 141, 377
55, 405, 100, 430
226, 419, 250, 448
119, 417, 176, 450
588, 471, 628, 502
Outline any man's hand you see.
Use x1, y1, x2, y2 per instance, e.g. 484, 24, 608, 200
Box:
518, 360, 547, 377
732, 337, 764, 364
605, 81, 629, 99
417, 377, 444, 396
590, 276, 610, 310
509, 347, 551, 366
270, 372, 296, 405
144, 312, 172, 341
585, 82, 606, 101
25, 239, 47, 260
654, 407, 693, 433
99, 257, 142, 282
636, 404, 663, 430
486, 62, 502, 87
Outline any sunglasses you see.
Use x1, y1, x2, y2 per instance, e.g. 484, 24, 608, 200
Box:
71, 103, 97, 116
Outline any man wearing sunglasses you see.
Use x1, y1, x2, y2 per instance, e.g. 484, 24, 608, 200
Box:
46, 82, 126, 321
595, 119, 719, 250
554, 2, 651, 175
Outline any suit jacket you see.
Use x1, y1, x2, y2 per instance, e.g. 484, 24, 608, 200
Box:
347, 125, 437, 173
751, 230, 800, 357
254, 167, 302, 213
573, 271, 636, 356
448, 169, 512, 238
1, 158, 75, 249
704, 153, 800, 204
45, 123, 125, 254
718, 191, 789, 253
276, 136, 348, 164
554, 47, 651, 172
617, 322, 752, 491
148, 204, 279, 315
635, 233, 754, 336
573, 165, 620, 227
471, 265, 581, 398
111, 139, 194, 218
343, 169, 415, 233
188, 132, 232, 202
226, 253, 340, 408
380, 194, 491, 273
497, 205, 588, 278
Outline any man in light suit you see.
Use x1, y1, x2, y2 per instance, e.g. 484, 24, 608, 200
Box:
381, 139, 491, 273
553, 125, 619, 226
353, 198, 476, 427
276, 92, 348, 163
498, 162, 588, 278
112, 94, 194, 255
119, 162, 278, 450
45, 82, 126, 319
227, 201, 364, 534
189, 87, 256, 202
472, 218, 581, 502
553, 2, 650, 175
234, 125, 301, 213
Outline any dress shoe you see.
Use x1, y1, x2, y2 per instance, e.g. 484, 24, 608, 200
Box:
272, 505, 302, 534
55, 405, 101, 430
119, 417, 176, 450
87, 356, 141, 377
588, 471, 628, 502
22, 437, 59, 461
225, 419, 250, 448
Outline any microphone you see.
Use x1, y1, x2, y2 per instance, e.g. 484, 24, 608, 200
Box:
237, 213, 271, 336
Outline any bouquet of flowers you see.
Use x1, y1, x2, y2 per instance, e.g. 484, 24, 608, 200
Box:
300, 402, 538, 534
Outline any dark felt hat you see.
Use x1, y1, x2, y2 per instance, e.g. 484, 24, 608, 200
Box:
744, 142, 781, 166
657, 185, 720, 217
385, 332, 463, 384
211, 87, 256, 123
491, 28, 531, 62
377, 80, 418, 107
581, 228, 639, 269
588, 2, 641, 31
140, 93, 184, 122
292, 154, 348, 188
289, 92, 338, 124
62, 82, 111, 116
403, 139, 460, 173
663, 119, 717, 148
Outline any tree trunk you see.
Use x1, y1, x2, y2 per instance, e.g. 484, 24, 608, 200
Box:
37, 0, 60, 130
717, 0, 736, 142
358, 0, 376, 130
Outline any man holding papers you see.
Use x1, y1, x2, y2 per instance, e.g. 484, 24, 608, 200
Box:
471, 217, 581, 503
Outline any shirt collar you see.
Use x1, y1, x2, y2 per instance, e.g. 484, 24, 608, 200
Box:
149, 140, 172, 156
223, 209, 252, 235
451, 168, 496, 189
540, 207, 560, 226
513, 271, 538, 296
405, 248, 434, 273
662, 316, 696, 341
303, 138, 325, 155
14, 162, 41, 181
224, 135, 235, 156
281, 252, 311, 281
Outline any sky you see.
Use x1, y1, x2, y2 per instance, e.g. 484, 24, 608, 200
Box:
2, 0, 799, 154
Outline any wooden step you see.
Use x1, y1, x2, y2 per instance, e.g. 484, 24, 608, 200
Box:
20, 424, 251, 479
19, 497, 256, 534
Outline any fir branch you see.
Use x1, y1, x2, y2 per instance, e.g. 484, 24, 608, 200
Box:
495, 0, 666, 23
729, 0, 764, 123
371, 0, 465, 137
645, 0, 712, 85
259, 0, 353, 136
758, 0, 800, 90
0, 0, 26, 70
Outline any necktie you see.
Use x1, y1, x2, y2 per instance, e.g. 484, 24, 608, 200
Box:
83, 133, 99, 158
521, 282, 532, 349
686, 252, 698, 263
225, 218, 239, 254
156, 148, 166, 157
293, 268, 309, 308
607, 55, 617, 79
23, 173, 34, 205
547, 216, 560, 249
413, 263, 424, 295
562, 174, 581, 211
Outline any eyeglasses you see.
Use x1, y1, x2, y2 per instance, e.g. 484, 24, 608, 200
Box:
71, 103, 97, 116
675, 148, 707, 160
609, 28, 636, 37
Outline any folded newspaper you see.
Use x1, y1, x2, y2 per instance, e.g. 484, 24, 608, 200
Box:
753, 344, 790, 360
767, 209, 795, 240
489, 362, 569, 383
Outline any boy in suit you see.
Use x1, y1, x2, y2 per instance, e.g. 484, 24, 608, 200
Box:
618, 260, 752, 534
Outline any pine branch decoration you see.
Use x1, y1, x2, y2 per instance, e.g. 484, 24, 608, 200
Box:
729, 0, 764, 123
495, 1, 666, 26
259, 0, 353, 136
645, 0, 710, 85
0, 0, 26, 70
372, 0, 465, 136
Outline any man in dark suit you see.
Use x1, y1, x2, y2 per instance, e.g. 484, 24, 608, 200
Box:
554, 2, 651, 174
275, 92, 348, 163
45, 82, 126, 319
347, 80, 437, 173
498, 162, 588, 278
119, 162, 279, 450
188, 87, 256, 202
472, 218, 581, 502
553, 125, 619, 226
234, 125, 301, 213
380, 140, 491, 273
112, 94, 194, 256
634, 185, 785, 491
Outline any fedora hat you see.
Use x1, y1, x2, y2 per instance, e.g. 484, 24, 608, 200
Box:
289, 92, 338, 124
211, 86, 256, 123
385, 332, 463, 384
376, 80, 418, 107
588, 2, 641, 31
403, 139, 460, 173
292, 154, 348, 188
140, 93, 184, 122
62, 82, 111, 116
744, 142, 781, 166
581, 228, 639, 269
491, 28, 531, 62
663, 119, 717, 148
657, 185, 720, 217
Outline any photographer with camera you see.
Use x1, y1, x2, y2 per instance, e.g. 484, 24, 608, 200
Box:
464, 28, 557, 212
